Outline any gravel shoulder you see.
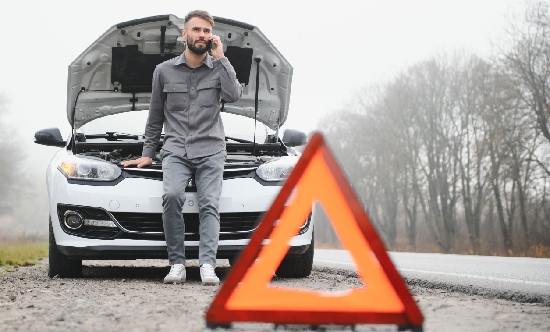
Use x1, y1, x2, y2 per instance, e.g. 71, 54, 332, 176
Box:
1, 259, 549, 332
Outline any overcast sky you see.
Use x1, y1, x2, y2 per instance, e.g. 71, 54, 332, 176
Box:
0, 0, 522, 190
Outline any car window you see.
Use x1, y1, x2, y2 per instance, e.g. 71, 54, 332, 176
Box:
78, 110, 272, 142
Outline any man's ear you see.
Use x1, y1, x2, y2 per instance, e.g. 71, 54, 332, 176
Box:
181, 29, 186, 40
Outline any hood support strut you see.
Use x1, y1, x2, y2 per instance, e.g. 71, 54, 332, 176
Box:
253, 57, 261, 156
71, 87, 85, 154
130, 92, 137, 111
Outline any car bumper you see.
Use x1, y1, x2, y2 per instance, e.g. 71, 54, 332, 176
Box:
57, 243, 311, 260
48, 170, 314, 259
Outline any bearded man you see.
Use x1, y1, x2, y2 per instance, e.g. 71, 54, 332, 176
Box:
121, 10, 242, 285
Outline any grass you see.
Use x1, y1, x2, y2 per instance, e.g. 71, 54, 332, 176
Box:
0, 242, 48, 267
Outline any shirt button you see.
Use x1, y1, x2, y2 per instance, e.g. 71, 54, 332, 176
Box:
192, 103, 195, 106
192, 87, 195, 90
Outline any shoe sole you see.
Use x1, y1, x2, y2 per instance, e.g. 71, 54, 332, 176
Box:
202, 280, 220, 286
163, 276, 186, 284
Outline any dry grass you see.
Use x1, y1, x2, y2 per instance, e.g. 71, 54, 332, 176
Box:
0, 231, 47, 246
527, 243, 550, 258
0, 242, 48, 267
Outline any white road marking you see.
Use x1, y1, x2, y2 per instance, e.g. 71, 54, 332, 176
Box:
313, 259, 550, 287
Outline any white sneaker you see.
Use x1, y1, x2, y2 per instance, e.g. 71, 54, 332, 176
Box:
200, 264, 220, 286
164, 264, 186, 284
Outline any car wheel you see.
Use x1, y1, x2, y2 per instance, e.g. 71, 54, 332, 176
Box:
49, 217, 82, 278
275, 235, 314, 278
228, 256, 238, 267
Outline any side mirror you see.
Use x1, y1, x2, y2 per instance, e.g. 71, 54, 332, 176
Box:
34, 128, 66, 147
282, 129, 307, 147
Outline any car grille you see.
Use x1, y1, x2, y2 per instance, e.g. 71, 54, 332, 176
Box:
57, 204, 311, 241
111, 211, 263, 241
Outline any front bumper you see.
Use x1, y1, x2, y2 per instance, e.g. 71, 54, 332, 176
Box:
57, 244, 311, 260
48, 170, 314, 259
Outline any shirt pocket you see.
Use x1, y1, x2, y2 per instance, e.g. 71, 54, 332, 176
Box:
163, 83, 188, 112
197, 80, 221, 107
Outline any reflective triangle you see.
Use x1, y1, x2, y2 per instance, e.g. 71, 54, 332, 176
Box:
206, 133, 424, 327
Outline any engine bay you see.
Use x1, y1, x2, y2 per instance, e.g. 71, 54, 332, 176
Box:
79, 149, 144, 165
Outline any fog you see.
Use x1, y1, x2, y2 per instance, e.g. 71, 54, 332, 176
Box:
0, 0, 519, 238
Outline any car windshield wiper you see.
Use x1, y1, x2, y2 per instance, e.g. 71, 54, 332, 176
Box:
226, 136, 253, 144
85, 132, 141, 141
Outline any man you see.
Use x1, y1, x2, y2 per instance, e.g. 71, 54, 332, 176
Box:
121, 10, 242, 285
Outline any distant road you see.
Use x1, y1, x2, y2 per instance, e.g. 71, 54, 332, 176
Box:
314, 249, 550, 301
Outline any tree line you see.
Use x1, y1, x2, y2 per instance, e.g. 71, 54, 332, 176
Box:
315, 1, 550, 257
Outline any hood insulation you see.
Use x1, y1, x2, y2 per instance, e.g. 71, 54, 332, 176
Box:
67, 14, 293, 130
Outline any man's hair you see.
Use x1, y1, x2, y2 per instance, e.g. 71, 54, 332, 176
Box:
184, 10, 215, 28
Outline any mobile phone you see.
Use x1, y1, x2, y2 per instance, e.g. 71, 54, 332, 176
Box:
207, 39, 214, 51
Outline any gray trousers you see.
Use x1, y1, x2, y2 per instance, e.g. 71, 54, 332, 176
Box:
160, 149, 226, 267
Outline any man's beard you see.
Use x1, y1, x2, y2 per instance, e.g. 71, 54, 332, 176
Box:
187, 37, 209, 55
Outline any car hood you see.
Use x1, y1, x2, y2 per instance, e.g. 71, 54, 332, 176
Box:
67, 15, 293, 131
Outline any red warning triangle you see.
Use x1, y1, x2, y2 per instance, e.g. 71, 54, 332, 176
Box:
206, 133, 424, 327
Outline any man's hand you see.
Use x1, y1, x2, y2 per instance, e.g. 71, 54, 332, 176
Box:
121, 157, 153, 168
209, 35, 225, 60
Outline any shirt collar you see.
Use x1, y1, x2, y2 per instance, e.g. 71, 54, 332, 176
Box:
174, 51, 213, 68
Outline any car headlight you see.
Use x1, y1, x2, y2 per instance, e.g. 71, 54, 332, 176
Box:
256, 158, 295, 182
57, 155, 121, 181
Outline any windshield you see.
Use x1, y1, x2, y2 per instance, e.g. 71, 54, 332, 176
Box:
78, 111, 272, 143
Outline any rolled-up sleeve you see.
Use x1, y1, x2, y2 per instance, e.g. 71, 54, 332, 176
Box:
216, 57, 242, 103
142, 67, 164, 158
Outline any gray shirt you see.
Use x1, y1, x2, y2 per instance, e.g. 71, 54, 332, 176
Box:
142, 52, 242, 159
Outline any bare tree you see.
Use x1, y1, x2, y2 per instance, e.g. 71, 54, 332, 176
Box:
500, 1, 550, 148
0, 94, 27, 216
403, 58, 461, 253
318, 87, 405, 249
368, 107, 402, 249
508, 124, 539, 248
378, 75, 422, 249
314, 20, 550, 255
450, 55, 493, 254
483, 66, 527, 253
317, 105, 378, 246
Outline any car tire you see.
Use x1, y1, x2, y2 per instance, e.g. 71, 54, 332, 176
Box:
275, 235, 314, 278
228, 255, 238, 267
49, 217, 82, 278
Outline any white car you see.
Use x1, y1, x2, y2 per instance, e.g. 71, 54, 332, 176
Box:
34, 14, 313, 278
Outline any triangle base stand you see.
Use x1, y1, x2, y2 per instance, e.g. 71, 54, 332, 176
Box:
203, 323, 423, 331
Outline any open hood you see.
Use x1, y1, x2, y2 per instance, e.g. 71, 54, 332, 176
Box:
67, 15, 293, 131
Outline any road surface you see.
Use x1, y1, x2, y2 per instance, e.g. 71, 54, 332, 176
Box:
1, 258, 549, 331
314, 249, 550, 303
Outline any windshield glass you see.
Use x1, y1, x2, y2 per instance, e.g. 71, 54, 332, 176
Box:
78, 111, 272, 142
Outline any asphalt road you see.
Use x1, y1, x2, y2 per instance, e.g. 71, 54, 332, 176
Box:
314, 249, 550, 303
3, 259, 550, 332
